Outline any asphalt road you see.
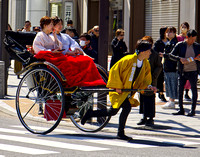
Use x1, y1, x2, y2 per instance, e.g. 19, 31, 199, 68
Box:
0, 111, 200, 157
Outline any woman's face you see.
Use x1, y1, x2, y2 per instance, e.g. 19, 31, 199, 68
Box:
181, 24, 188, 34
118, 33, 124, 40
54, 21, 63, 33
166, 31, 175, 40
44, 22, 54, 33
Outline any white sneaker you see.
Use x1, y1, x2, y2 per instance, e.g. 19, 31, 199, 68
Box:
162, 102, 175, 109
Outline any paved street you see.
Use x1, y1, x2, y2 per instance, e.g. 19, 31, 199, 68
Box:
0, 60, 200, 156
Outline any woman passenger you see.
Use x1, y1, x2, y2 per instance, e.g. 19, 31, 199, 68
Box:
33, 16, 106, 88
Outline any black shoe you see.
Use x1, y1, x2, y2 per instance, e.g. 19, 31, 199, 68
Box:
81, 109, 92, 125
172, 110, 185, 115
184, 94, 191, 101
187, 111, 195, 117
117, 134, 132, 141
145, 119, 154, 126
159, 94, 167, 102
17, 75, 21, 79
137, 118, 147, 125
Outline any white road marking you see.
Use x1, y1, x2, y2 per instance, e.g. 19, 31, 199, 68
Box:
11, 125, 77, 134
0, 143, 58, 155
0, 134, 109, 152
134, 135, 200, 146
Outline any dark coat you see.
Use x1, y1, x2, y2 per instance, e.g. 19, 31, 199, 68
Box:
110, 37, 127, 69
163, 37, 178, 72
169, 41, 200, 74
90, 33, 98, 53
83, 44, 98, 63
148, 49, 162, 87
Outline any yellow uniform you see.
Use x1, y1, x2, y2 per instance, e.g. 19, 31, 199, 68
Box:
106, 53, 152, 109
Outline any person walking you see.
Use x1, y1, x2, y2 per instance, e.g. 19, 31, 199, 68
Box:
137, 36, 162, 126
153, 27, 168, 102
169, 29, 200, 116
81, 40, 157, 140
160, 27, 178, 109
110, 29, 127, 69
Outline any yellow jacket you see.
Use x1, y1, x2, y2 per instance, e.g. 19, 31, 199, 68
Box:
106, 53, 152, 109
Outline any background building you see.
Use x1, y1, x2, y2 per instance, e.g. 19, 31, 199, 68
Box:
7, 0, 200, 53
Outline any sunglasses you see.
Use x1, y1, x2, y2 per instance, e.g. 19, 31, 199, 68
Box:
94, 29, 99, 32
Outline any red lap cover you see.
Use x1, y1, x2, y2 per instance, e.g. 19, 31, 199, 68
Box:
34, 51, 106, 88
44, 100, 66, 121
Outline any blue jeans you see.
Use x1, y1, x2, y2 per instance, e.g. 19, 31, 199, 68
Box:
178, 71, 198, 112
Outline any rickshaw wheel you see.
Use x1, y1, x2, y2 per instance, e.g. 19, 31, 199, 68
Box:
70, 66, 111, 132
16, 67, 65, 134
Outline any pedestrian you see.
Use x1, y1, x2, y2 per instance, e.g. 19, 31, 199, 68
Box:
22, 20, 31, 32
79, 33, 98, 63
137, 36, 162, 126
14, 21, 32, 78
88, 25, 99, 53
110, 29, 127, 69
177, 22, 192, 101
169, 29, 200, 116
62, 26, 79, 43
153, 26, 168, 102
81, 40, 157, 140
160, 27, 178, 109
67, 19, 73, 27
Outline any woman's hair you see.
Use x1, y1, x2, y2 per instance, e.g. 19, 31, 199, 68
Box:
166, 26, 176, 34
181, 22, 190, 29
40, 16, 52, 29
142, 36, 153, 45
135, 39, 152, 54
79, 33, 91, 41
52, 16, 63, 26
160, 26, 168, 39
115, 29, 125, 37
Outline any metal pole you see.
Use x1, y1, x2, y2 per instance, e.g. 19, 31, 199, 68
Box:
0, 0, 9, 96
98, 0, 109, 70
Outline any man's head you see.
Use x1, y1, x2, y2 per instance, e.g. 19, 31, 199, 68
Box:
65, 26, 78, 38
186, 29, 197, 45
67, 20, 73, 27
24, 20, 31, 31
79, 33, 91, 47
135, 40, 152, 60
92, 25, 99, 37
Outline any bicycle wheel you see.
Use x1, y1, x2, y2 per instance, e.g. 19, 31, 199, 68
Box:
70, 66, 111, 132
16, 67, 65, 134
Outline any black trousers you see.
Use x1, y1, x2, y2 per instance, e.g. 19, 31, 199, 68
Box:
157, 70, 164, 92
89, 98, 131, 134
178, 71, 198, 112
139, 93, 155, 118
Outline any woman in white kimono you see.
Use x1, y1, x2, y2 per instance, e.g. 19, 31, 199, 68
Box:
33, 16, 63, 54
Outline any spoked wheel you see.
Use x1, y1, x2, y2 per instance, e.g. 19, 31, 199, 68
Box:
70, 65, 111, 132
16, 67, 65, 134
69, 90, 111, 132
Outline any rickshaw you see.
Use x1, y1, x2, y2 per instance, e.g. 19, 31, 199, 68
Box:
4, 31, 150, 135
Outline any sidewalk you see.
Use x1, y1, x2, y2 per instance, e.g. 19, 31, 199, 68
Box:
0, 60, 200, 138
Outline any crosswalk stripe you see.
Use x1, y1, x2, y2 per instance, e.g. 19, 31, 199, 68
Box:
0, 143, 58, 155
11, 125, 77, 134
0, 134, 109, 152
134, 135, 200, 146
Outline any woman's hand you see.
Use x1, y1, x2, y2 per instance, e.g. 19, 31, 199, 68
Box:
159, 52, 164, 57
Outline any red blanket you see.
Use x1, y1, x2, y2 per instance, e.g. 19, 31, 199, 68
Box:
34, 51, 106, 87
